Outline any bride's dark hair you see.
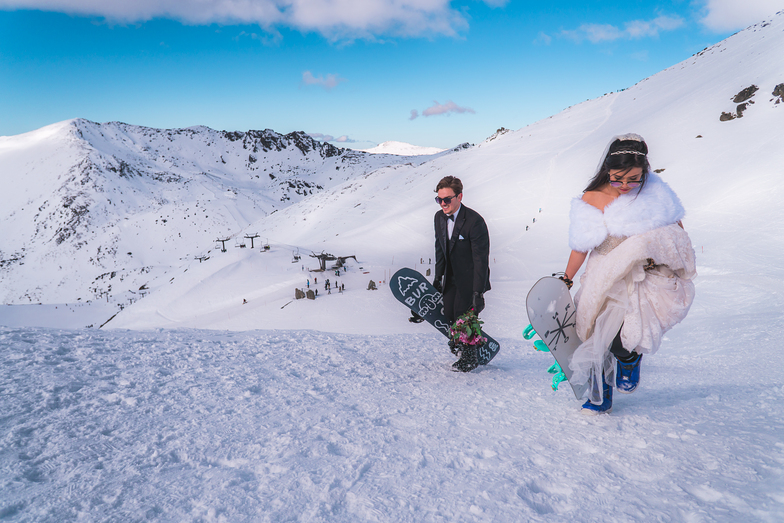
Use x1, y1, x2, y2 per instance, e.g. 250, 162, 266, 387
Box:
584, 136, 651, 193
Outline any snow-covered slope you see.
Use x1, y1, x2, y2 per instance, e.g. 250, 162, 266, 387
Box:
361, 141, 447, 156
107, 13, 784, 337
0, 119, 441, 305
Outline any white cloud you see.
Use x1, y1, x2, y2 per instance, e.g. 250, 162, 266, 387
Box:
301, 71, 345, 91
626, 16, 684, 38
409, 109, 419, 120
561, 15, 684, 43
234, 29, 282, 45
699, 0, 782, 32
579, 23, 625, 43
650, 15, 686, 32
421, 100, 475, 117
0, 0, 508, 39
534, 31, 552, 46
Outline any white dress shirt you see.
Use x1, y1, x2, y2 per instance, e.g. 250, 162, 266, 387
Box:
446, 204, 461, 240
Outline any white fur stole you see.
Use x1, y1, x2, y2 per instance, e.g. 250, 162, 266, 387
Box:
568, 173, 685, 253
575, 223, 697, 347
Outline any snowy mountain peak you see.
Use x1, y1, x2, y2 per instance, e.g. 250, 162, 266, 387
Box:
361, 141, 446, 156
0, 119, 431, 304
66, 118, 346, 161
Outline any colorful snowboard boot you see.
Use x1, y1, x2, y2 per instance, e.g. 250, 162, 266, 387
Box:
616, 353, 642, 394
581, 374, 613, 415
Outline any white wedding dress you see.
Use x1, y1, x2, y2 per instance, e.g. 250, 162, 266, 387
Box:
567, 174, 697, 404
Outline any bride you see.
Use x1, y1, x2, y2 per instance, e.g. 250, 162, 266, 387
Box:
562, 134, 697, 414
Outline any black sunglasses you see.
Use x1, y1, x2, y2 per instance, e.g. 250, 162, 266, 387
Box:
435, 195, 458, 205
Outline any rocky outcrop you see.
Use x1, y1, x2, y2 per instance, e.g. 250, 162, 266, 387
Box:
733, 85, 759, 103
721, 83, 783, 120
720, 85, 758, 121
223, 129, 343, 158
772, 83, 784, 104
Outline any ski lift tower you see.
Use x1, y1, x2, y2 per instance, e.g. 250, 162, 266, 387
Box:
309, 251, 337, 271
245, 233, 260, 249
216, 238, 230, 252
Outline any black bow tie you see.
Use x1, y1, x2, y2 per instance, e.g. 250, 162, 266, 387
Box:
446, 214, 454, 221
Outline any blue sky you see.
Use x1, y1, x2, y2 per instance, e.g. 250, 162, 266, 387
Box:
0, 0, 780, 149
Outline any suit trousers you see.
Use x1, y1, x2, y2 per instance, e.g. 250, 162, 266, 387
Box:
442, 276, 473, 324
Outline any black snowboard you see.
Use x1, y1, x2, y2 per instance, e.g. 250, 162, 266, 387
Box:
390, 267, 500, 365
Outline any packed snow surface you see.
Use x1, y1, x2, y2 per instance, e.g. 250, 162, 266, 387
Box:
2, 322, 782, 522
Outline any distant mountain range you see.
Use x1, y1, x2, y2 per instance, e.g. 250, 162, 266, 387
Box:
0, 119, 450, 304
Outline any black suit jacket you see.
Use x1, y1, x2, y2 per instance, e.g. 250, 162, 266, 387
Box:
434, 205, 491, 297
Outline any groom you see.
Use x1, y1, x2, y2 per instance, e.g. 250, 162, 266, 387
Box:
433, 176, 491, 372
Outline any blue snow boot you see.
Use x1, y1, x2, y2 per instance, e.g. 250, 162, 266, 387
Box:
616, 353, 642, 394
581, 375, 612, 415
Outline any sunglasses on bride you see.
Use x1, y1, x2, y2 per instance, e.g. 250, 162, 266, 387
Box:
609, 179, 641, 188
